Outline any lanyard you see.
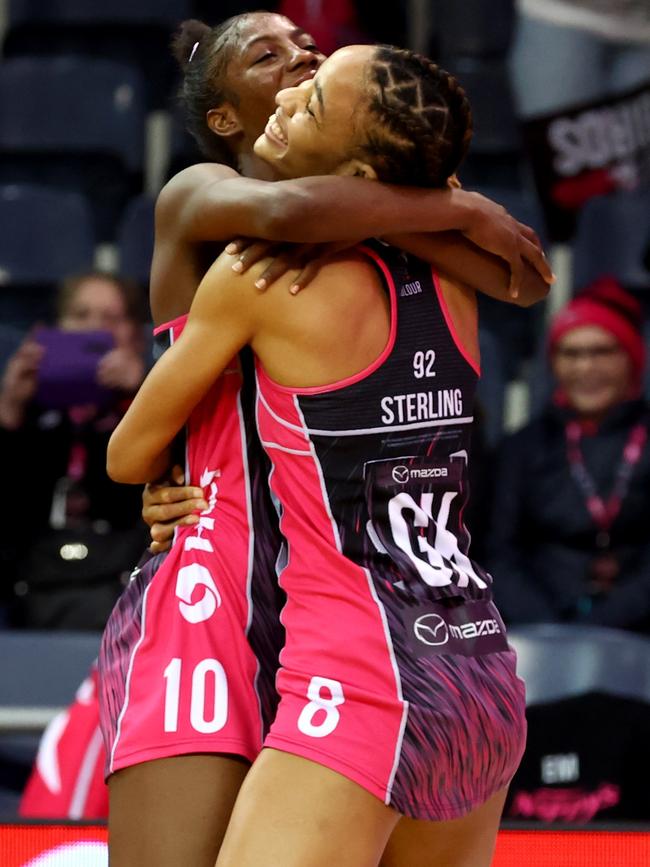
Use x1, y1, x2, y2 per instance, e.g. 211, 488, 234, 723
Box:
565, 419, 647, 547
49, 417, 90, 529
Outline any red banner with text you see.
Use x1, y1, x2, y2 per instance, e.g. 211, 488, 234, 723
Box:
2, 824, 650, 866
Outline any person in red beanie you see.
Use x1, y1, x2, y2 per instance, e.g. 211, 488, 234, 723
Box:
487, 277, 650, 632
548, 277, 646, 417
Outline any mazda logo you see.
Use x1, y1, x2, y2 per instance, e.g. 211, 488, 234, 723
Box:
414, 613, 448, 646
392, 465, 410, 484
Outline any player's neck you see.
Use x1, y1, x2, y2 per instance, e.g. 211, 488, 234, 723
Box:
239, 152, 278, 181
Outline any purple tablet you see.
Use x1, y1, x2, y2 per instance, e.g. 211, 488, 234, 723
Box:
35, 328, 116, 409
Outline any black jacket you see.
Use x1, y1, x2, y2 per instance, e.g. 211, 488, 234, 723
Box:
487, 400, 650, 634
0, 402, 146, 607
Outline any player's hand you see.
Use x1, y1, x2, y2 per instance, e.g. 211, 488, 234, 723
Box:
459, 190, 555, 299
142, 465, 208, 554
225, 238, 359, 294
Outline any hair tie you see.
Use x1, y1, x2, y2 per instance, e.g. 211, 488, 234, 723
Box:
188, 41, 200, 64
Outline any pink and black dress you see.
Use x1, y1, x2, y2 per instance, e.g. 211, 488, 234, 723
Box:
255, 241, 527, 820
99, 318, 284, 776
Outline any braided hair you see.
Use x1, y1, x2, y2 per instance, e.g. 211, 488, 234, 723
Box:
358, 46, 473, 188
172, 14, 263, 167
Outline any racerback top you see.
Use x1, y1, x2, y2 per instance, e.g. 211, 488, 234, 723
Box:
255, 241, 493, 614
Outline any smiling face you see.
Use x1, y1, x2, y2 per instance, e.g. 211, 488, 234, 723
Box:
551, 325, 633, 419
209, 13, 326, 148
253, 45, 376, 179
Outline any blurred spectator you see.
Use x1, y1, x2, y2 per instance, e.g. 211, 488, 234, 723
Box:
0, 272, 149, 630
488, 278, 650, 633
510, 1, 650, 117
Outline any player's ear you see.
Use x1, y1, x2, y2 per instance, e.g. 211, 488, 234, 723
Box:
335, 159, 378, 180
207, 103, 243, 139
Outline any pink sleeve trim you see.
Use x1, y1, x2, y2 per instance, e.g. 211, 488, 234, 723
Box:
153, 313, 188, 336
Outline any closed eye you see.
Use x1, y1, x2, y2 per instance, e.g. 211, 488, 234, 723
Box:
253, 52, 275, 65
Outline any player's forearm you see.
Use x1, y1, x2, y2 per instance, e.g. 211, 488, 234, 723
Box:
107, 352, 202, 485
259, 178, 477, 243
386, 231, 550, 307
106, 406, 177, 485
185, 176, 480, 244
107, 434, 171, 486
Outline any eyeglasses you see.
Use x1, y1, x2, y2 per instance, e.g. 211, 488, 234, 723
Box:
554, 344, 623, 363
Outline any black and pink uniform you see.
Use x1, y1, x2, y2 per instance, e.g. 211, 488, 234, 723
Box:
99, 318, 284, 776
256, 242, 526, 820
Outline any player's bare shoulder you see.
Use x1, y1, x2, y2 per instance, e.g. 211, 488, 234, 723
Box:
155, 163, 240, 231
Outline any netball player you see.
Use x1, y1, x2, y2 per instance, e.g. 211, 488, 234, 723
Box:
101, 14, 551, 867
108, 44, 541, 867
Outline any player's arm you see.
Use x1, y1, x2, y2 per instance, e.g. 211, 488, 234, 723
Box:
157, 166, 552, 289
107, 262, 256, 485
385, 231, 551, 307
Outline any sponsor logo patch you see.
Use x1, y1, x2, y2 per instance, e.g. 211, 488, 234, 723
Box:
413, 613, 449, 646
449, 618, 501, 640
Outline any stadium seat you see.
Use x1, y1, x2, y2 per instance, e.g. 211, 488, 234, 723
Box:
505, 624, 650, 821
476, 327, 506, 447
469, 185, 548, 375
0, 323, 25, 377
117, 195, 155, 290
0, 631, 101, 814
8, 0, 189, 25
449, 58, 520, 156
435, 0, 515, 59
464, 186, 544, 374
0, 184, 95, 326
4, 0, 192, 110
508, 623, 650, 706
0, 57, 146, 240
0, 632, 101, 723
573, 189, 650, 292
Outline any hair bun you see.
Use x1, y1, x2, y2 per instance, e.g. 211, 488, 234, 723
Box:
171, 18, 210, 72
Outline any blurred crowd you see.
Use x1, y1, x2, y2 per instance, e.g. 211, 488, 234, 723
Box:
0, 0, 649, 828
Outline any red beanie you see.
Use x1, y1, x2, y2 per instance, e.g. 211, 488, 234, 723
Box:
548, 277, 646, 388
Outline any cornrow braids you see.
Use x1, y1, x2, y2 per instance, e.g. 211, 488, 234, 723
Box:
359, 46, 473, 188
171, 13, 264, 167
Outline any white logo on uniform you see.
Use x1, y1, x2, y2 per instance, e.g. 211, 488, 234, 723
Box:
449, 619, 501, 639
401, 280, 422, 297
392, 465, 410, 484
184, 467, 220, 554
413, 613, 449, 646
176, 563, 221, 624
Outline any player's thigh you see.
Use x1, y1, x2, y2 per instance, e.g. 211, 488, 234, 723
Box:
380, 786, 508, 867
108, 753, 249, 867
216, 747, 401, 867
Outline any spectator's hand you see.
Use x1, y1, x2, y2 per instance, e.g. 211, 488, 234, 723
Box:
142, 465, 208, 554
0, 337, 44, 429
226, 238, 360, 294
97, 346, 146, 393
459, 190, 554, 299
